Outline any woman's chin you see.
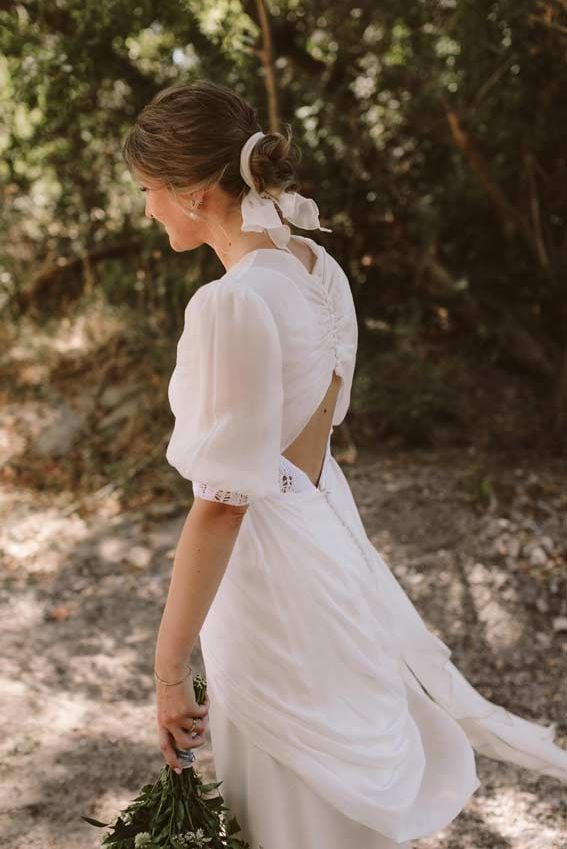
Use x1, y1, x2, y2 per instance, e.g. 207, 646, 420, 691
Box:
167, 233, 185, 252
168, 232, 197, 253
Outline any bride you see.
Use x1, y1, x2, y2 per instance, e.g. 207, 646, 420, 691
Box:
122, 78, 567, 848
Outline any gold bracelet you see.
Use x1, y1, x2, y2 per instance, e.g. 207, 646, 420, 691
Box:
154, 663, 192, 686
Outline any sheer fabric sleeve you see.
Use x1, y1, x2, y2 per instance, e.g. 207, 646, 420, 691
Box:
165, 283, 284, 504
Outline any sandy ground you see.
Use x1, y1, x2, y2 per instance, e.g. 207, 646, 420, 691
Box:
1, 445, 566, 849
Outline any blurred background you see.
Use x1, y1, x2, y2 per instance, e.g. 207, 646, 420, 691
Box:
1, 2, 566, 848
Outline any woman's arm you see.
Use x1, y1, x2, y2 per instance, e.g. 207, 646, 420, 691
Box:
155, 497, 248, 680
153, 497, 248, 771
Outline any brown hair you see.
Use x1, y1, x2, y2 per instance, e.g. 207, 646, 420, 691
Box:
122, 79, 301, 204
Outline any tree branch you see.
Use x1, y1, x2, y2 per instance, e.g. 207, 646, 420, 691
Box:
445, 107, 547, 269
254, 0, 280, 131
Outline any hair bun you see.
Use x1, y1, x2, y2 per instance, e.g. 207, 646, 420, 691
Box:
248, 127, 301, 198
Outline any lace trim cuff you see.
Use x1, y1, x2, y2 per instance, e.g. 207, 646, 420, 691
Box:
191, 444, 331, 506
192, 481, 251, 505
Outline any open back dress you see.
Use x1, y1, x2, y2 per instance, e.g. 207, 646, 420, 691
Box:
166, 235, 567, 848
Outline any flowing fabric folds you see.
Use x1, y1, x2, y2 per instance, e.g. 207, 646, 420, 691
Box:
329, 450, 567, 787
199, 449, 567, 844
166, 236, 567, 844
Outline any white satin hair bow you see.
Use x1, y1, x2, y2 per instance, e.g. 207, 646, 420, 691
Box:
239, 130, 332, 249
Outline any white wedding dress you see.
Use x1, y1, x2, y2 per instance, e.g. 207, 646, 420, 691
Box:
165, 235, 567, 848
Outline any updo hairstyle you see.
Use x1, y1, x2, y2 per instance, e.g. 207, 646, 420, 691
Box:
122, 79, 301, 205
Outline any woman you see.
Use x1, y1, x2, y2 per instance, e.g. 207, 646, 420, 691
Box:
122, 79, 567, 848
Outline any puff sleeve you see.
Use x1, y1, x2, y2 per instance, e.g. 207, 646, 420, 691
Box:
165, 282, 284, 504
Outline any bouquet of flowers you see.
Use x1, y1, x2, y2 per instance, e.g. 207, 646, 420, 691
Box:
81, 673, 252, 849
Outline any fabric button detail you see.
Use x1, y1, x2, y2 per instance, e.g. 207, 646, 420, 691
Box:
320, 284, 341, 372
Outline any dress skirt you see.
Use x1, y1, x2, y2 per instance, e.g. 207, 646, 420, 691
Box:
207, 693, 413, 849
198, 440, 567, 847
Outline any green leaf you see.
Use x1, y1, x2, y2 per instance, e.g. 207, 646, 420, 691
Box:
152, 821, 172, 842
197, 808, 216, 830
110, 819, 140, 841
225, 815, 242, 836
199, 780, 223, 793
105, 834, 121, 844
175, 803, 187, 831
133, 783, 156, 800
80, 815, 109, 828
226, 838, 249, 849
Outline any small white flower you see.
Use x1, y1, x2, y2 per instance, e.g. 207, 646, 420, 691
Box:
134, 832, 152, 848
174, 828, 211, 847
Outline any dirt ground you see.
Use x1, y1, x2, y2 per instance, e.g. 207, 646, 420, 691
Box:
1, 309, 566, 849
1, 441, 566, 849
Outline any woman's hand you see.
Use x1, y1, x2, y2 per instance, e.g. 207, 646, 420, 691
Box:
155, 671, 210, 773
